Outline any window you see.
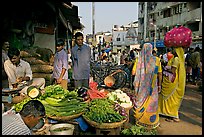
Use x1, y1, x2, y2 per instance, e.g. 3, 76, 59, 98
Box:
184, 3, 187, 8
158, 12, 159, 16
187, 22, 199, 31
117, 38, 120, 41
163, 9, 171, 18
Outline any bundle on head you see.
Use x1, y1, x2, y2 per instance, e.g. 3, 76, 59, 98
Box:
164, 26, 192, 48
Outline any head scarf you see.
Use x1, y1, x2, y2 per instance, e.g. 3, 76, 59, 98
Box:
134, 43, 156, 108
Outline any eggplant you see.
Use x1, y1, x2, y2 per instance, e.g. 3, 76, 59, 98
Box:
83, 95, 90, 101
79, 91, 87, 98
77, 87, 88, 95
120, 112, 127, 116
114, 106, 120, 111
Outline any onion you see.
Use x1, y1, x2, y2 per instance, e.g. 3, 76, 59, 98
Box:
114, 106, 120, 111
120, 112, 126, 116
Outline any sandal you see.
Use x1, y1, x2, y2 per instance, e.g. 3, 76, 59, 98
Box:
173, 118, 180, 122
165, 118, 173, 122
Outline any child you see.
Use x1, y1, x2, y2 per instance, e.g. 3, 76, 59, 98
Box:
52, 38, 68, 90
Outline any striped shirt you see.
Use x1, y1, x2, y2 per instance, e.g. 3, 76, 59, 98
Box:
2, 113, 31, 135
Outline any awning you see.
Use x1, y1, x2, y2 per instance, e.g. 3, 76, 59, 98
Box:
150, 40, 165, 48
104, 48, 112, 53
60, 4, 82, 30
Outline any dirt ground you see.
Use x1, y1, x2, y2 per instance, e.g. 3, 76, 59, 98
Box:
128, 82, 202, 135
157, 83, 202, 135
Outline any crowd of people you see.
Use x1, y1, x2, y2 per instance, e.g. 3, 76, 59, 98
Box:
1, 27, 202, 134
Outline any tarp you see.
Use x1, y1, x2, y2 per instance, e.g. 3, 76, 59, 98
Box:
104, 48, 112, 53
150, 40, 165, 48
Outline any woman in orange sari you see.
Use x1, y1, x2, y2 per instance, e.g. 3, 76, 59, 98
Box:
132, 43, 162, 129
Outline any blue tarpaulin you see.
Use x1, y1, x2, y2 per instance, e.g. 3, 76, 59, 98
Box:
104, 48, 112, 53
150, 40, 165, 48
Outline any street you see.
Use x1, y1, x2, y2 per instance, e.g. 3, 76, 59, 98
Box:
129, 82, 202, 135
154, 83, 202, 135
157, 83, 202, 135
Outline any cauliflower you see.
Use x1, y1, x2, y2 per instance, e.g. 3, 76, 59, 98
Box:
115, 89, 122, 93
120, 102, 132, 108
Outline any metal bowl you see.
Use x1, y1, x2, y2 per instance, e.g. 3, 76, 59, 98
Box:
49, 123, 75, 135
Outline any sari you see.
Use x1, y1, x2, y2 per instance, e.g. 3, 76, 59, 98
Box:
158, 47, 186, 119
133, 43, 161, 129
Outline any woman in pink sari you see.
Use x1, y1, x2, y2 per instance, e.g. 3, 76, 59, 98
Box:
133, 43, 162, 129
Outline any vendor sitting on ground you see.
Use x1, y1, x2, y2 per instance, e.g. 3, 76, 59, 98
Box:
2, 100, 46, 135
4, 46, 45, 94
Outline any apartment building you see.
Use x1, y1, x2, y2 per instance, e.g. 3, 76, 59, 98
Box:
138, 2, 202, 49
112, 21, 139, 53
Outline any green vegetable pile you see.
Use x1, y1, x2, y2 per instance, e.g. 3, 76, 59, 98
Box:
13, 97, 37, 112
39, 85, 87, 117
121, 125, 157, 135
84, 98, 126, 123
39, 85, 78, 100
14, 85, 88, 117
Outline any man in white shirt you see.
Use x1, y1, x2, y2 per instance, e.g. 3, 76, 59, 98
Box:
4, 47, 45, 93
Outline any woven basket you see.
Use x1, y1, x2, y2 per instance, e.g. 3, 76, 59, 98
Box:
47, 112, 83, 122
83, 115, 127, 129
104, 75, 115, 87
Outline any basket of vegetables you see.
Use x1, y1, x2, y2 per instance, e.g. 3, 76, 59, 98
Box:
83, 115, 126, 129
38, 85, 88, 121
48, 112, 84, 122
83, 98, 127, 129
107, 89, 133, 109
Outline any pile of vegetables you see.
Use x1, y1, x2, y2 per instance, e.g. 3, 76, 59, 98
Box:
121, 125, 157, 135
38, 85, 87, 117
114, 103, 128, 117
87, 82, 108, 100
77, 87, 90, 101
13, 97, 33, 112
107, 89, 132, 108
83, 98, 126, 123
14, 85, 88, 117
39, 85, 77, 100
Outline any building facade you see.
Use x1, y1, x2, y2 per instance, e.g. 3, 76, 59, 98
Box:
112, 21, 139, 53
138, 2, 202, 49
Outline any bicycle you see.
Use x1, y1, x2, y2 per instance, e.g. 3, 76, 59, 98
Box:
90, 61, 128, 89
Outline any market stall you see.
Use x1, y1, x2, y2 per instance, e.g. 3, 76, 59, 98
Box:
2, 81, 136, 135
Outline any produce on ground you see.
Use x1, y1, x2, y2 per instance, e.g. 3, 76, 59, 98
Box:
121, 125, 157, 135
